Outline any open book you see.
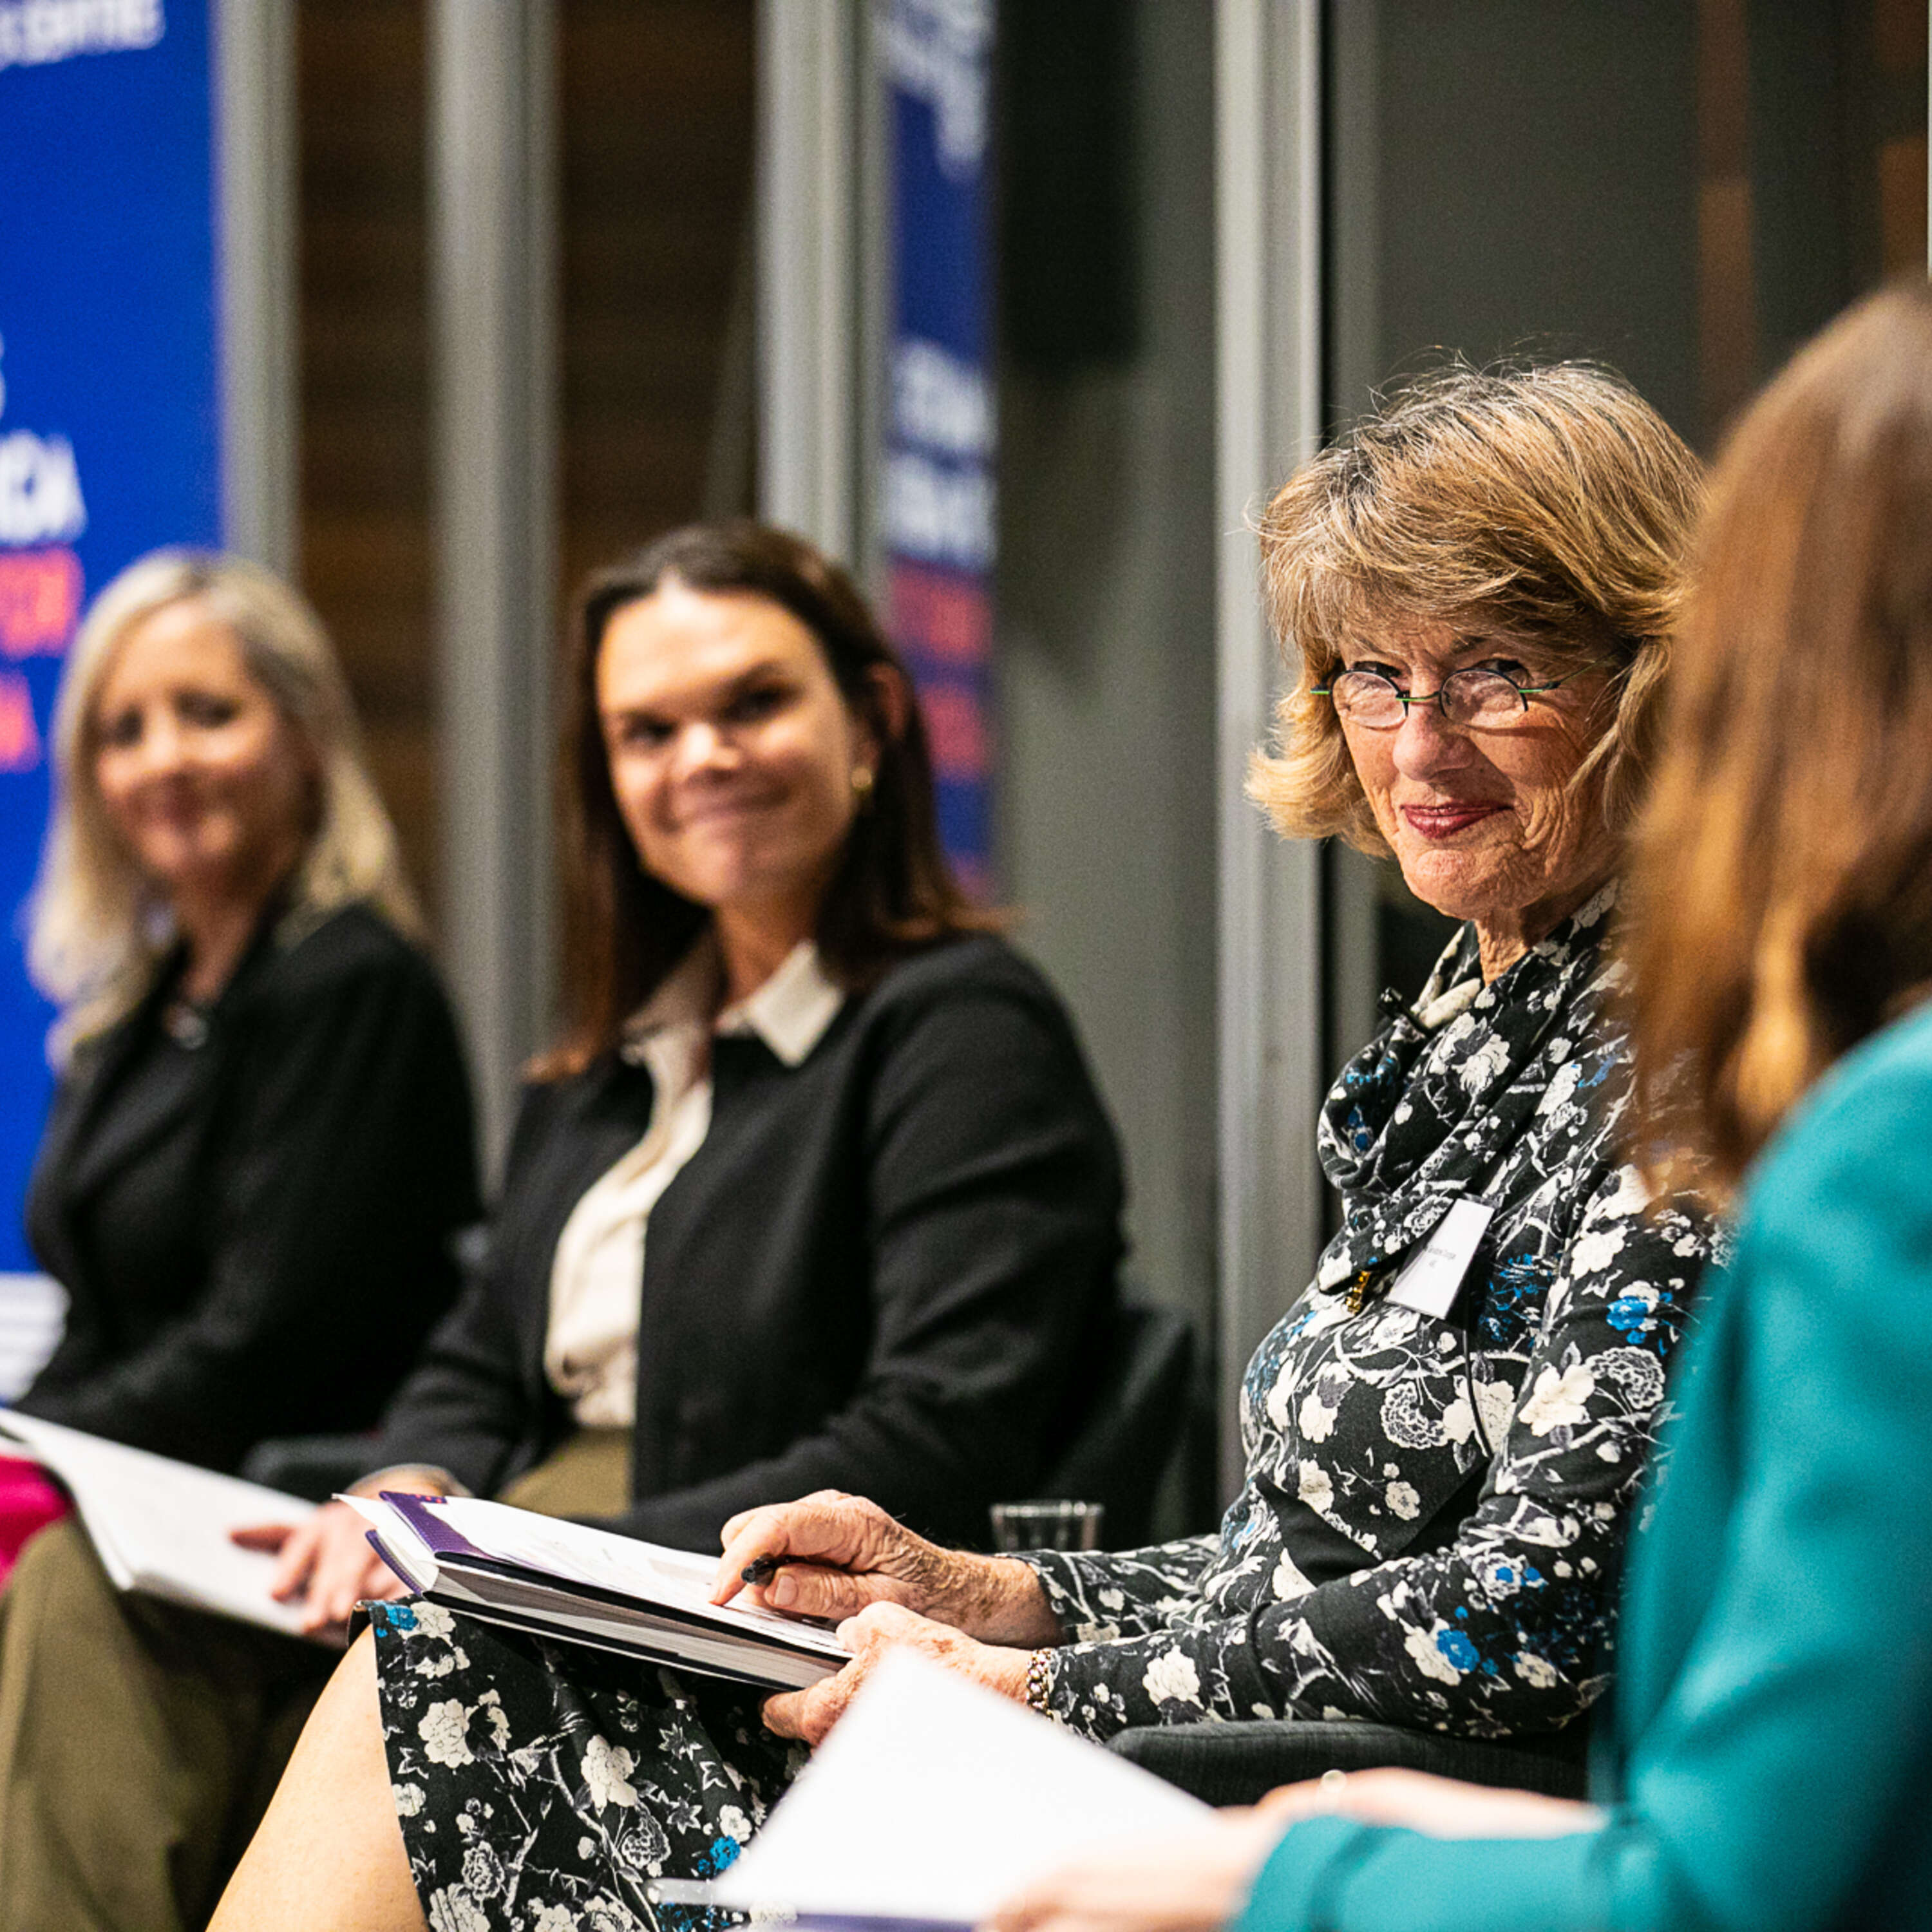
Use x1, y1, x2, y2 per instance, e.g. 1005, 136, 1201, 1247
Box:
0, 1410, 320, 1640
703, 1649, 1213, 1928
345, 1491, 848, 1692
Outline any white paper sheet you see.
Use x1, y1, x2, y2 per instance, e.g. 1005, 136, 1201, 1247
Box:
0, 1410, 318, 1638
712, 1650, 1212, 1924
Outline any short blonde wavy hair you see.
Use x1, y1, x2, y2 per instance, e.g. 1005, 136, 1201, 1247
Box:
1250, 361, 1705, 855
29, 549, 421, 1058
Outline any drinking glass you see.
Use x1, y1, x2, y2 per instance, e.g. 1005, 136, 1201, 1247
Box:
989, 1499, 1105, 1553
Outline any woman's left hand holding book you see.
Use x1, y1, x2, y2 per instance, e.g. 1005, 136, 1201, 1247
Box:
229, 1470, 448, 1636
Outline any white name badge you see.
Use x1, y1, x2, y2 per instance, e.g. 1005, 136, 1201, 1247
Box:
1384, 1197, 1495, 1320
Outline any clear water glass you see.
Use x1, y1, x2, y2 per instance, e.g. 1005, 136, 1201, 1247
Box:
989, 1499, 1105, 1553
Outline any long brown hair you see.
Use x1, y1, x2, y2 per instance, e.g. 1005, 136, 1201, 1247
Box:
1627, 283, 1932, 1197
538, 521, 994, 1078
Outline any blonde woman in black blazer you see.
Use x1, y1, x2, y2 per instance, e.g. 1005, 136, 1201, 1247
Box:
20, 900, 475, 1465
0, 552, 478, 1932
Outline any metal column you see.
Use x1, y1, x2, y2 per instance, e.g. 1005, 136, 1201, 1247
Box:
1215, 0, 1325, 1490
756, 0, 864, 565
214, 0, 297, 576
430, 0, 559, 1166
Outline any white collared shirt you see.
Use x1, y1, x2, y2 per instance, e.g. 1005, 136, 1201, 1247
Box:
543, 935, 845, 1426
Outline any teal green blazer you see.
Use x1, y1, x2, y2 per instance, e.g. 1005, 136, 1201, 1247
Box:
1240, 1001, 1932, 1932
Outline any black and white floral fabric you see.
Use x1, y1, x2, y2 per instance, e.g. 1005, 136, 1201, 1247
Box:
372, 1599, 800, 1932
368, 887, 1716, 1928
1028, 884, 1716, 1741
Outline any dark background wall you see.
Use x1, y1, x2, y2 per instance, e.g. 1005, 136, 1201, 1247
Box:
1321, 0, 1929, 1063
298, 0, 435, 914
995, 0, 1218, 1518
1329, 0, 1701, 443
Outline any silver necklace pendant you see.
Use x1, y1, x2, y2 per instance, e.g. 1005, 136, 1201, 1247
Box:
163, 1000, 211, 1050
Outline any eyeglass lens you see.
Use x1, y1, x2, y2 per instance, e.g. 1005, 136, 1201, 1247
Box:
1330, 669, 1528, 728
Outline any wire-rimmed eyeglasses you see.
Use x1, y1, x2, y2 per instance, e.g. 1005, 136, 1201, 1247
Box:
1309, 666, 1586, 730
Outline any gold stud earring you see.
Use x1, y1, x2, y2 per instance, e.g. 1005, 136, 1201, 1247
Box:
851, 766, 875, 801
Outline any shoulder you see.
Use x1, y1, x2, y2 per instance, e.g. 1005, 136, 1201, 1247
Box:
503, 1048, 646, 1170
1722, 1005, 1932, 1348
840, 935, 1090, 1071
855, 933, 1069, 1025
228, 902, 457, 1050
255, 902, 446, 1008
1747, 1001, 1932, 1224
844, 936, 1107, 1116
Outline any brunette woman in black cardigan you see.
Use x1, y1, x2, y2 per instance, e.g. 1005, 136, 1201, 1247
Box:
0, 551, 477, 1932
213, 525, 1124, 1931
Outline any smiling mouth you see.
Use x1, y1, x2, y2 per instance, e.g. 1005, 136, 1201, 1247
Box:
1401, 802, 1503, 840
675, 793, 782, 829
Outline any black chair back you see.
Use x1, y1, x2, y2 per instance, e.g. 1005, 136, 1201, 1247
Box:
1032, 1301, 1196, 1548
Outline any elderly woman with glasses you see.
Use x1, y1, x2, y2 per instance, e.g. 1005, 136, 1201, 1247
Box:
698, 364, 1721, 1755
215, 368, 1720, 1932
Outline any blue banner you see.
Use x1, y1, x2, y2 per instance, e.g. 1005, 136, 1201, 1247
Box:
879, 0, 995, 895
0, 0, 222, 1269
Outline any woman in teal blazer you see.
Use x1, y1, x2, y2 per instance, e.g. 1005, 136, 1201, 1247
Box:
990, 284, 1932, 1932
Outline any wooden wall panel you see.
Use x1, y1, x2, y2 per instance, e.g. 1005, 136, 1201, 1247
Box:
558, 0, 756, 603
294, 0, 757, 943
296, 0, 437, 922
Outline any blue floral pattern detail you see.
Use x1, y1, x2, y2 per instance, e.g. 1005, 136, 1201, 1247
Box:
1026, 887, 1723, 1743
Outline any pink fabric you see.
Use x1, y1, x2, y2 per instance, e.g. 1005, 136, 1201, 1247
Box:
0, 1455, 70, 1588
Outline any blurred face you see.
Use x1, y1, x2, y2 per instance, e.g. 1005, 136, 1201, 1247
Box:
91, 600, 314, 907
1338, 616, 1616, 965
596, 580, 875, 921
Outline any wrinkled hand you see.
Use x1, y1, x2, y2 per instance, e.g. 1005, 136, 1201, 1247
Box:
760, 1600, 1032, 1747
985, 1801, 1300, 1932
712, 1490, 1040, 1638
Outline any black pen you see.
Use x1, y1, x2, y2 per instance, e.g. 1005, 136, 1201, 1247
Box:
739, 1555, 783, 1586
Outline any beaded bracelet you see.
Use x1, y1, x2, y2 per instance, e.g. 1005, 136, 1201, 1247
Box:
1024, 1647, 1054, 1718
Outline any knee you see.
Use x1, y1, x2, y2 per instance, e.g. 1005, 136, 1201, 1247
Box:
309, 1625, 388, 1776
2, 1515, 115, 1643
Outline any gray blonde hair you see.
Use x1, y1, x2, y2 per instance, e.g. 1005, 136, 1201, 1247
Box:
1249, 361, 1705, 855
29, 549, 421, 1059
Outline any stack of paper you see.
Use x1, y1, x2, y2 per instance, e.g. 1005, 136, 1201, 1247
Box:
0, 1273, 64, 1401
710, 1650, 1213, 1926
345, 1491, 849, 1691
0, 1409, 318, 1638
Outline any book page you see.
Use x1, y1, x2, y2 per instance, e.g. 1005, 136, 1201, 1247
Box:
420, 1496, 848, 1659
0, 1411, 317, 1638
337, 1492, 437, 1591
712, 1650, 1211, 1924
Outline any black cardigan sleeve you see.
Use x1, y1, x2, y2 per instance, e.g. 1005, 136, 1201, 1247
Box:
18, 929, 480, 1468
607, 961, 1126, 1551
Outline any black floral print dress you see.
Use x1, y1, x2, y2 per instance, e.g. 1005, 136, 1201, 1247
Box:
1026, 884, 1714, 1739
370, 887, 1715, 1928
372, 1597, 800, 1932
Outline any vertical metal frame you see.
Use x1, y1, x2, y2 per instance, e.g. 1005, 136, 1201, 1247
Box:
430, 0, 560, 1165
757, 0, 864, 565
214, 0, 298, 576
1215, 0, 1325, 1490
